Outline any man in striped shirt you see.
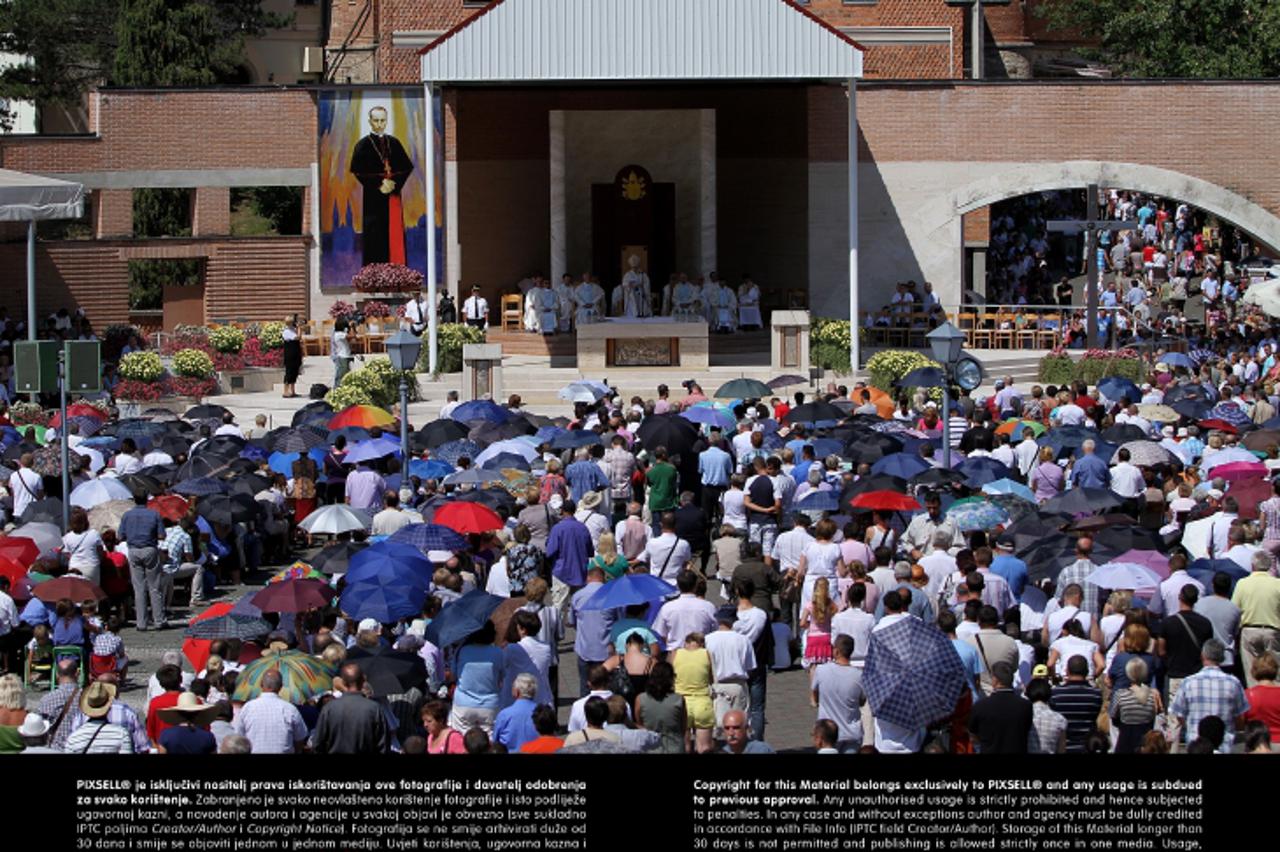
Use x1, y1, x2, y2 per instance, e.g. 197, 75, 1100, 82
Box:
1048, 655, 1103, 753
64, 682, 134, 754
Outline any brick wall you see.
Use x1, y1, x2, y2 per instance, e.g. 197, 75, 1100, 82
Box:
191, 187, 231, 237
963, 207, 990, 244
0, 88, 317, 175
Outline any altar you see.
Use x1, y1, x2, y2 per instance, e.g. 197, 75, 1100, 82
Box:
576, 318, 709, 370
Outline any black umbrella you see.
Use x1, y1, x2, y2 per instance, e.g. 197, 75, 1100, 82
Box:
271, 429, 327, 454
910, 467, 967, 488
225, 472, 273, 498
1162, 384, 1211, 405
137, 463, 179, 485
197, 494, 262, 526
310, 541, 371, 575
895, 367, 947, 389
1007, 514, 1070, 555
470, 420, 536, 445
345, 648, 427, 697
199, 435, 247, 458
1040, 488, 1123, 516
767, 374, 808, 390
291, 401, 334, 428
117, 474, 165, 499
634, 414, 699, 454
225, 458, 262, 475
414, 419, 470, 450
1092, 524, 1164, 554
2, 441, 39, 462
479, 453, 531, 472
156, 436, 191, 458
1101, 424, 1148, 444
454, 488, 517, 511
784, 401, 846, 424
185, 404, 231, 421
103, 419, 169, 441
142, 407, 181, 422
185, 613, 272, 641
176, 455, 225, 480
20, 498, 64, 525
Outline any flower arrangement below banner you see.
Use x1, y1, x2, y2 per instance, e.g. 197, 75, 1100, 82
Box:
330, 300, 358, 321
352, 263, 424, 294
118, 351, 164, 382
362, 300, 393, 319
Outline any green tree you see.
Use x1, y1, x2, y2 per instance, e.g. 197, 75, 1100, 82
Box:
1037, 0, 1280, 78
129, 188, 201, 310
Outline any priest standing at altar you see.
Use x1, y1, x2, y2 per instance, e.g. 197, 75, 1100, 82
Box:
738, 274, 763, 330
620, 255, 652, 318
530, 278, 559, 335
713, 277, 738, 333
554, 274, 576, 332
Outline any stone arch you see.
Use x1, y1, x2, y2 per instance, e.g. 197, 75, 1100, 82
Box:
946, 160, 1280, 251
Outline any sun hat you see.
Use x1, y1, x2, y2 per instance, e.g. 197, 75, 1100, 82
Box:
155, 691, 220, 727
79, 681, 117, 719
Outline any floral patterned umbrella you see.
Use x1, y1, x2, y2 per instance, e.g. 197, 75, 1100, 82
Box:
945, 498, 1010, 532
268, 562, 327, 584
232, 651, 336, 704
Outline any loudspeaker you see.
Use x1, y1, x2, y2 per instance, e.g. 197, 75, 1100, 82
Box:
64, 341, 102, 393
14, 341, 58, 394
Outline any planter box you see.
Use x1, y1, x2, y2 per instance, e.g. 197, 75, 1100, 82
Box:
218, 368, 285, 395
117, 397, 200, 418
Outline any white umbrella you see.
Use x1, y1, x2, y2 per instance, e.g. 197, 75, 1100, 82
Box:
474, 439, 540, 467
71, 446, 105, 473
69, 477, 133, 509
1180, 517, 1215, 561
1085, 562, 1163, 591
0, 169, 85, 339
1202, 448, 1262, 473
298, 504, 371, 535
88, 499, 136, 534
1244, 279, 1280, 319
558, 382, 607, 403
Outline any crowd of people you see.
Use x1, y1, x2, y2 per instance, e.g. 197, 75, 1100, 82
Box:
1, 300, 1280, 757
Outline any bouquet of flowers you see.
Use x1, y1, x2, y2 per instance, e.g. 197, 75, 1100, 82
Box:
118, 351, 165, 382
171, 348, 215, 378
352, 263, 424, 294
209, 325, 247, 354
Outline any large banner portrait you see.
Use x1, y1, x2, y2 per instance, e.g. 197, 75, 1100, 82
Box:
319, 89, 443, 290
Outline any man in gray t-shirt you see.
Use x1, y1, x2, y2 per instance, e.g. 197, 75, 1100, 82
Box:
1194, 572, 1242, 668
809, 635, 865, 752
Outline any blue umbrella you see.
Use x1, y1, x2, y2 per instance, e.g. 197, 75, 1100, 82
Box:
895, 366, 946, 388
533, 426, 567, 446
870, 452, 930, 479
946, 499, 1010, 532
451, 400, 511, 425
409, 458, 454, 480
443, 468, 506, 486
480, 453, 530, 472
340, 579, 424, 624
344, 541, 433, 588
809, 438, 844, 458
1171, 399, 1212, 420
550, 430, 603, 451
981, 478, 1036, 504
794, 490, 841, 513
1187, 558, 1249, 595
345, 437, 402, 465
1206, 404, 1253, 428
863, 616, 965, 730
172, 476, 229, 497
1161, 352, 1194, 370
240, 444, 269, 463
423, 589, 506, 648
268, 451, 300, 476
329, 426, 371, 444
682, 407, 736, 430
389, 523, 468, 553
434, 439, 483, 466
579, 574, 678, 611
956, 457, 1012, 488
1098, 376, 1142, 403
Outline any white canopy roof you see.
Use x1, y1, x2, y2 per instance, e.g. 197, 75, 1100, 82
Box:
0, 168, 85, 222
421, 0, 863, 84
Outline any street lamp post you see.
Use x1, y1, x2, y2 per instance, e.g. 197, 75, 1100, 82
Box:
385, 331, 423, 504
927, 322, 967, 470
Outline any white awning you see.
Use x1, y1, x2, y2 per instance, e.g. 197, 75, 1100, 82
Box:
421, 0, 863, 83
0, 168, 85, 222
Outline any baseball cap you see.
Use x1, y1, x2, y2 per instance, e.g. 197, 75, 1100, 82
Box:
1032, 664, 1050, 680
357, 618, 381, 633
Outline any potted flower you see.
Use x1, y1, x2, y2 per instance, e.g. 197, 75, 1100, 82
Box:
352, 263, 422, 318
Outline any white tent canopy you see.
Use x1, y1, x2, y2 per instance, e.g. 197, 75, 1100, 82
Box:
0, 168, 84, 221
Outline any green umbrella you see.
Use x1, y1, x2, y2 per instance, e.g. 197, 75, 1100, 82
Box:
714, 378, 773, 399
231, 650, 336, 704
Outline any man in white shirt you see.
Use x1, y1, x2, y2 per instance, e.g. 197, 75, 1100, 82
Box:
1108, 448, 1147, 507
1202, 496, 1239, 561
1015, 427, 1039, 477
214, 413, 243, 437
461, 285, 489, 330
370, 491, 414, 536
403, 289, 430, 335
830, 584, 874, 667
918, 531, 958, 601
642, 514, 693, 581
768, 515, 814, 578
8, 453, 43, 519
1221, 525, 1260, 573
705, 610, 755, 737
438, 390, 461, 420
651, 570, 717, 650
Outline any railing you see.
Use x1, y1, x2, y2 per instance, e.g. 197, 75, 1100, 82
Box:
858, 303, 1168, 351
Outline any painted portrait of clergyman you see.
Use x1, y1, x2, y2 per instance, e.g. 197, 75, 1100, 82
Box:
349, 105, 415, 267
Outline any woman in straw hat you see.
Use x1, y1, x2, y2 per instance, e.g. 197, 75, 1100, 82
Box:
155, 692, 219, 755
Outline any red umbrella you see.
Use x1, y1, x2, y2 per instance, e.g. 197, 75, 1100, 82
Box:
0, 555, 27, 585
148, 494, 191, 522
850, 491, 921, 512
48, 405, 107, 428
182, 602, 236, 671
33, 576, 107, 603
1198, 419, 1239, 434
434, 501, 503, 534
0, 537, 40, 568
249, 578, 334, 614
1227, 477, 1273, 521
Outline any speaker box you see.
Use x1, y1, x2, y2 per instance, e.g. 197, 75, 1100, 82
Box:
64, 341, 102, 393
13, 340, 58, 394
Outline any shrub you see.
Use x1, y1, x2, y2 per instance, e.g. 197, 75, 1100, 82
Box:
258, 322, 285, 349
209, 325, 246, 354
810, 317, 852, 374
9, 401, 47, 427
166, 376, 218, 399
1038, 347, 1144, 387
427, 323, 485, 374
118, 351, 164, 382
352, 263, 424, 294
336, 358, 418, 408
866, 349, 942, 395
325, 383, 375, 409
171, 348, 215, 379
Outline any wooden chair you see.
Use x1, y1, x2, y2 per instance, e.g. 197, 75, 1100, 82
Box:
301, 320, 323, 356
993, 312, 1017, 349
501, 293, 523, 332
957, 311, 978, 347
970, 312, 995, 349
317, 319, 335, 355
1036, 313, 1061, 349
364, 320, 388, 353
787, 288, 807, 309
1015, 313, 1038, 349
907, 313, 929, 348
